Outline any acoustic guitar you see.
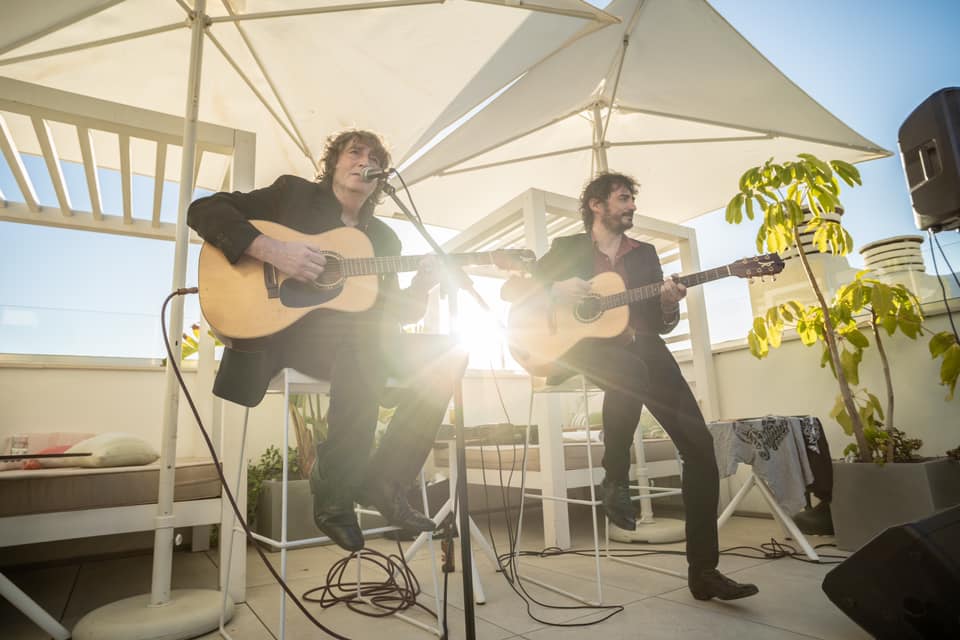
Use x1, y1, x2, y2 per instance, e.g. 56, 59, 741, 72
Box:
198, 220, 534, 341
507, 254, 785, 376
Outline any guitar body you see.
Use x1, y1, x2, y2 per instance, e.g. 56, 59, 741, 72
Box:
507, 271, 629, 377
198, 221, 379, 340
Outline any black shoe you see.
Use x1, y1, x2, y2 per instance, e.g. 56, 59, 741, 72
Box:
313, 505, 365, 552
310, 462, 364, 552
601, 478, 636, 531
362, 479, 436, 533
688, 569, 759, 601
792, 501, 834, 536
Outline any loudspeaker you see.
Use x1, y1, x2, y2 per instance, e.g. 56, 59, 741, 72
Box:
822, 504, 960, 639
898, 87, 960, 231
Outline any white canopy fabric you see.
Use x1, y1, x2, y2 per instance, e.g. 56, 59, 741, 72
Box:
0, 0, 616, 193
397, 0, 890, 232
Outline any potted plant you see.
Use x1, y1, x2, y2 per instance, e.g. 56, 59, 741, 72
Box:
725, 154, 960, 549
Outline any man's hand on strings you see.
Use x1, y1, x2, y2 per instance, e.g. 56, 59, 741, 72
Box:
551, 277, 592, 305
410, 255, 441, 294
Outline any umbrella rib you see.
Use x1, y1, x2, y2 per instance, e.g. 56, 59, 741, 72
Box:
617, 105, 890, 155
206, 0, 442, 24
204, 31, 313, 162
0, 23, 186, 67
468, 0, 619, 23
599, 35, 629, 146
608, 135, 771, 148
440, 145, 594, 176
217, 0, 319, 173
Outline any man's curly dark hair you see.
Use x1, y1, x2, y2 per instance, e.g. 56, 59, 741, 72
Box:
317, 129, 392, 218
579, 172, 638, 231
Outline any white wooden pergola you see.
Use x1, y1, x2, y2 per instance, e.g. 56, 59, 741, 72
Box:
0, 75, 252, 633
440, 186, 719, 549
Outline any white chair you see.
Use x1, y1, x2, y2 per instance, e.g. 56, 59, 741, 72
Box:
515, 374, 686, 603
218, 368, 444, 639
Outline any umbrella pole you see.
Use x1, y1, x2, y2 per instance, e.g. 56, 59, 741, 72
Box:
73, 2, 232, 637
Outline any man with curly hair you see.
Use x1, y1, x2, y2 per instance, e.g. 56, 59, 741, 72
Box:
504, 171, 759, 601
188, 130, 465, 551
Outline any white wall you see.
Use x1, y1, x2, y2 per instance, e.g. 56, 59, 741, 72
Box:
3, 304, 957, 502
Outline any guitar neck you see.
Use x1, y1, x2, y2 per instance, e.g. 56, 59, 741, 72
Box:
341, 252, 498, 276
599, 265, 733, 311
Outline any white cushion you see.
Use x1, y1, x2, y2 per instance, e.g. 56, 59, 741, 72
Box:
61, 432, 160, 468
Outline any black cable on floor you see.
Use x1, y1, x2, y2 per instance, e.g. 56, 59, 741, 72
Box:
302, 539, 437, 621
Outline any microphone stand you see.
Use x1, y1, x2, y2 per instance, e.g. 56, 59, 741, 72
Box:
381, 180, 481, 640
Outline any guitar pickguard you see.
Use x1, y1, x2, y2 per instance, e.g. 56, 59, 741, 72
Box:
279, 279, 344, 308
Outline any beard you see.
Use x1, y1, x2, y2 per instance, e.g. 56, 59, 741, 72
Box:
599, 204, 633, 233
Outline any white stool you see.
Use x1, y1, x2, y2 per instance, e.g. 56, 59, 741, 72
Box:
516, 374, 688, 602
218, 368, 443, 639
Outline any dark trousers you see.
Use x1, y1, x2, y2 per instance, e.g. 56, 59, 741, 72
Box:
562, 334, 720, 573
283, 323, 466, 501
366, 333, 468, 490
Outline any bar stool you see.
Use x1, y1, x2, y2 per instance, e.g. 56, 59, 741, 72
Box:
515, 374, 687, 603
218, 368, 444, 639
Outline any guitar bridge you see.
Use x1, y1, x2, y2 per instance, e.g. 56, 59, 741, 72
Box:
263, 264, 280, 299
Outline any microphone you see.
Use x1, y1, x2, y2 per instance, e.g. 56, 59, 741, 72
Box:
360, 166, 394, 182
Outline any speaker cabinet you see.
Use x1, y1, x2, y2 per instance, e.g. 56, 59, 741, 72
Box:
822, 504, 960, 639
898, 87, 960, 231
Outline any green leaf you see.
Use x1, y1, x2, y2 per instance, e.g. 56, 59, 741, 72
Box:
753, 317, 768, 340
929, 331, 957, 358
898, 316, 922, 339
768, 322, 783, 348
939, 343, 960, 399
725, 193, 743, 224
748, 331, 768, 358
840, 348, 860, 385
867, 391, 885, 421
831, 396, 854, 435
846, 329, 869, 349
831, 159, 862, 186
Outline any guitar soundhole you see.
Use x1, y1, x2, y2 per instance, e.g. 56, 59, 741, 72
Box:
574, 296, 602, 323
313, 253, 344, 289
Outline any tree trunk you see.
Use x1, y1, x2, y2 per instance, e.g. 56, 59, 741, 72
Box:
792, 228, 871, 461
870, 313, 896, 463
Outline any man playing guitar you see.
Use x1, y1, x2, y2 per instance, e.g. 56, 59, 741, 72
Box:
188, 129, 466, 552
502, 172, 759, 601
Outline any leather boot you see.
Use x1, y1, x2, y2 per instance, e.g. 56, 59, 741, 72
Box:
688, 568, 759, 601
361, 478, 436, 533
310, 462, 364, 552
601, 478, 636, 531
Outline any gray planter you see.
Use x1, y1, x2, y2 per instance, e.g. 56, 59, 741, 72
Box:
832, 457, 960, 551
255, 479, 386, 547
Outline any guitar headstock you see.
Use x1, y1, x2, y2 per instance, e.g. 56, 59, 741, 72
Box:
491, 249, 537, 273
730, 253, 785, 279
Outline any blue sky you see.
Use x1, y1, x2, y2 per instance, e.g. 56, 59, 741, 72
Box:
1, 0, 958, 358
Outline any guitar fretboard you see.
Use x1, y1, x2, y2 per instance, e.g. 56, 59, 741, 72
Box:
339, 253, 496, 277
598, 265, 733, 311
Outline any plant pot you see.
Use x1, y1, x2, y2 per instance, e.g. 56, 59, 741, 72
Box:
255, 479, 387, 547
831, 457, 960, 551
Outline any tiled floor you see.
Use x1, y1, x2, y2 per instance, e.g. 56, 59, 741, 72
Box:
1, 507, 869, 639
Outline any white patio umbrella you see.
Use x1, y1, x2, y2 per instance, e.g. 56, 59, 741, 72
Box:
396, 0, 891, 232
0, 1, 616, 638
